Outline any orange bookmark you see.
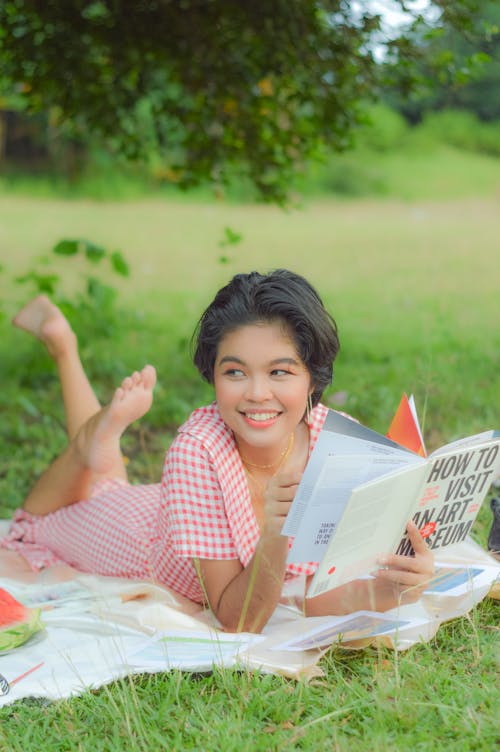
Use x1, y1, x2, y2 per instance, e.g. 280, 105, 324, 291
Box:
386, 393, 426, 457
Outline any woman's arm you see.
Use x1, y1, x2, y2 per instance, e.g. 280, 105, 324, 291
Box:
305, 520, 434, 616
196, 469, 301, 633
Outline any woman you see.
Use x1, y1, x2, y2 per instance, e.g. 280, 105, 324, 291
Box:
1, 270, 434, 632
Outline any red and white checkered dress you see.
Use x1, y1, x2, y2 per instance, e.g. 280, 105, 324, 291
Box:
1, 402, 328, 603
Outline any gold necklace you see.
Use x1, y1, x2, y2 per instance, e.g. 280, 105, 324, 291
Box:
240, 432, 294, 469
243, 432, 295, 496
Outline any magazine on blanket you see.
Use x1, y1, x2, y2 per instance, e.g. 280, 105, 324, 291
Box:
283, 394, 500, 597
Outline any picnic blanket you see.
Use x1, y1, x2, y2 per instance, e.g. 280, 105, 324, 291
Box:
1, 517, 498, 707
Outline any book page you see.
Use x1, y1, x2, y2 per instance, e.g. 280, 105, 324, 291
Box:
287, 448, 422, 563
283, 412, 420, 539
430, 429, 499, 457
308, 463, 426, 596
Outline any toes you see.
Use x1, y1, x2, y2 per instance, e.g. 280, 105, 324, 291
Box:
121, 376, 134, 391
142, 365, 157, 389
121, 366, 156, 393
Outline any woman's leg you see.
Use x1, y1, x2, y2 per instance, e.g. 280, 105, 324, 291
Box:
22, 365, 157, 516
13, 295, 101, 440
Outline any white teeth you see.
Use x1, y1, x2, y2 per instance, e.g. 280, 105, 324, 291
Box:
245, 412, 277, 421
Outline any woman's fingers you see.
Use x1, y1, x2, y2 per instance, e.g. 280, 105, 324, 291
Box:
406, 520, 432, 555
375, 519, 434, 585
374, 567, 431, 587
260, 470, 301, 535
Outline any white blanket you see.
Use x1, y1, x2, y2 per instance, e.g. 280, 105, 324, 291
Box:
1, 517, 498, 707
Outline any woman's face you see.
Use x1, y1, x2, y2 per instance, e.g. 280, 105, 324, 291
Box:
213, 321, 312, 461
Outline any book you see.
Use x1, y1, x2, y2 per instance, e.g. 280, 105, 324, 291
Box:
283, 395, 500, 598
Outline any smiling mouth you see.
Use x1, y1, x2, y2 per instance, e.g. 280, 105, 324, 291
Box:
241, 411, 280, 422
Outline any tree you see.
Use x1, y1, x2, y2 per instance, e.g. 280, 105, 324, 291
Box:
382, 0, 500, 123
0, 0, 485, 202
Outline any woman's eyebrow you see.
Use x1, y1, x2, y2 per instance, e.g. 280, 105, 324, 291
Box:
218, 356, 299, 366
270, 357, 300, 366
218, 355, 245, 366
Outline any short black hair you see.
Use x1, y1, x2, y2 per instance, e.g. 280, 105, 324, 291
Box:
192, 269, 340, 406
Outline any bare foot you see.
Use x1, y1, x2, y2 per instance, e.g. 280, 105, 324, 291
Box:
13, 295, 76, 358
76, 365, 157, 475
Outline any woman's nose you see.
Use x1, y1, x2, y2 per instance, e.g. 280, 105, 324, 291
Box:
244, 376, 273, 401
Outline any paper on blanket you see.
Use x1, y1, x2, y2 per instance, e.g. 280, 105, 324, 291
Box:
424, 563, 500, 597
126, 629, 265, 671
270, 610, 429, 652
1, 578, 94, 609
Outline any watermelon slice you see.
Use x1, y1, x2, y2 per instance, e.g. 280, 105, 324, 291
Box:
0, 588, 43, 651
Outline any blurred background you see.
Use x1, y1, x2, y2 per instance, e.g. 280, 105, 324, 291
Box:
0, 0, 499, 514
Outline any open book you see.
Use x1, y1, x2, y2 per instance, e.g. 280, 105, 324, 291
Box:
283, 394, 500, 598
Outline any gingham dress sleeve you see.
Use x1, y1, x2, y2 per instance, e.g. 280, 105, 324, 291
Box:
156, 402, 335, 579
161, 432, 240, 560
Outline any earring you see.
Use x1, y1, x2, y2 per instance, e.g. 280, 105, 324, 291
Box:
306, 392, 313, 423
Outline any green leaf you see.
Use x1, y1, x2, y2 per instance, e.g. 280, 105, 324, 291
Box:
86, 276, 116, 306
15, 272, 59, 294
219, 226, 243, 248
53, 239, 79, 256
81, 2, 110, 22
84, 241, 106, 263
110, 250, 130, 277
35, 275, 59, 294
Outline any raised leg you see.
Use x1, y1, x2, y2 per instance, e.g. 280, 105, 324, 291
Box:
22, 365, 157, 516
13, 295, 101, 439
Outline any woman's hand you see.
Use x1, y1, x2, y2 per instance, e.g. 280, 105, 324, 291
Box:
306, 521, 435, 616
260, 468, 302, 539
196, 467, 303, 633
372, 520, 435, 602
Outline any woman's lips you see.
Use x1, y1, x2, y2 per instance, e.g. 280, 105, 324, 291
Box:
240, 410, 281, 428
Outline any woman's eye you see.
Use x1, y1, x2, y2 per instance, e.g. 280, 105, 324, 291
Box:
225, 368, 244, 377
271, 369, 290, 376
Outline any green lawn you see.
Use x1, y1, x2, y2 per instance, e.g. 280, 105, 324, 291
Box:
0, 193, 499, 751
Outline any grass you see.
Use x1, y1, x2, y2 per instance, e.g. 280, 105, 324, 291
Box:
1, 604, 498, 751
0, 187, 499, 750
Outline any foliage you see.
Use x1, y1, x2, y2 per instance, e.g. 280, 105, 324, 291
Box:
354, 103, 410, 152
0, 235, 144, 497
0, 0, 484, 204
13, 237, 130, 343
417, 108, 500, 156
384, 0, 500, 122
2, 106, 500, 202
290, 105, 500, 199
